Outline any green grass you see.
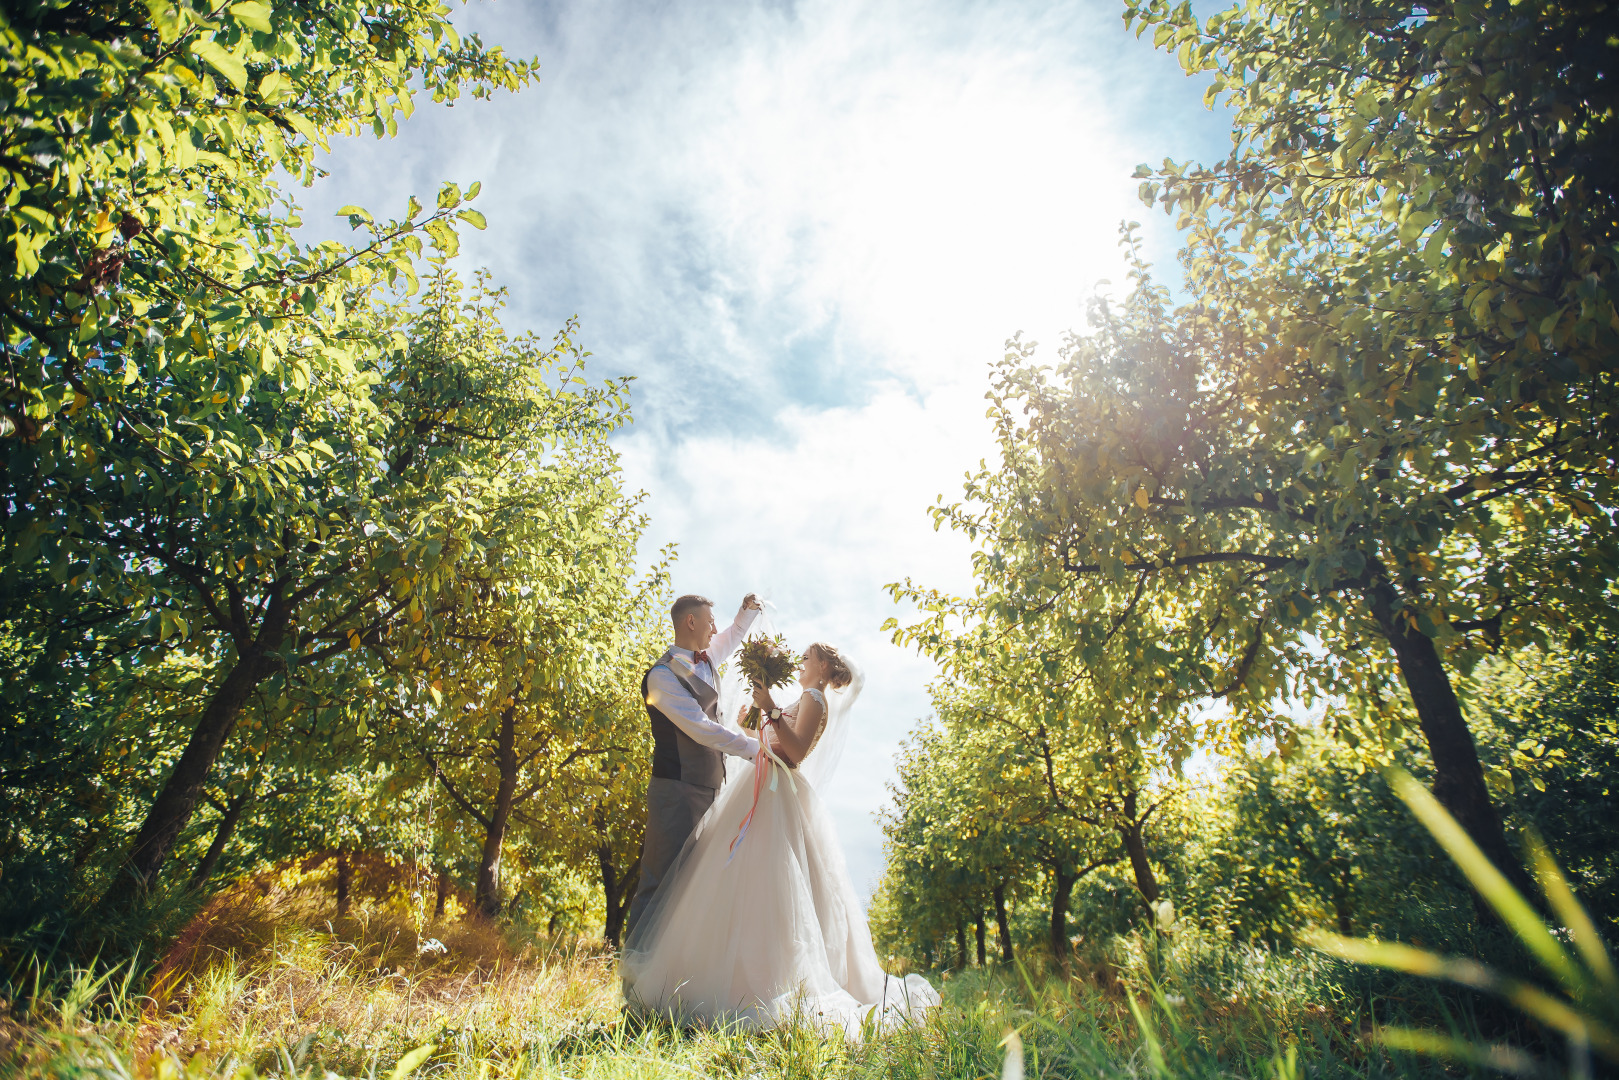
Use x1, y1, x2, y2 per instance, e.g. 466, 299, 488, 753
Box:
0, 872, 1505, 1080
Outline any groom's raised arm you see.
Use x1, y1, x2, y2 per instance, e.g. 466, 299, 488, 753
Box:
645, 666, 760, 759
708, 595, 762, 662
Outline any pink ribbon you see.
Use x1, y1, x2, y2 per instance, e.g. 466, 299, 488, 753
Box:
728, 715, 795, 861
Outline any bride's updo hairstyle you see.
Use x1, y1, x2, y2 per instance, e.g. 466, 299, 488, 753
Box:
808, 642, 854, 690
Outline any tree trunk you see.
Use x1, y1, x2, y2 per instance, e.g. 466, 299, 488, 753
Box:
434, 866, 451, 919
1048, 865, 1077, 968
1366, 583, 1533, 902
955, 922, 968, 970
1334, 896, 1353, 936
335, 849, 352, 916
1120, 792, 1161, 903
474, 705, 519, 917
124, 652, 273, 888
598, 844, 639, 949
189, 789, 254, 888
974, 912, 987, 967
993, 882, 1014, 963
1332, 863, 1354, 935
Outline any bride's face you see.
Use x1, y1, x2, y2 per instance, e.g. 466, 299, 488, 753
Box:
798, 647, 827, 688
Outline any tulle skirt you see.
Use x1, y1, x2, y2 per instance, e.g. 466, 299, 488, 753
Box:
620, 759, 940, 1038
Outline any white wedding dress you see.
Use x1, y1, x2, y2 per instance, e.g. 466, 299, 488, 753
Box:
621, 669, 940, 1037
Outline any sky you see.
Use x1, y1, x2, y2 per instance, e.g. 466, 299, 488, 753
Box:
294, 0, 1231, 898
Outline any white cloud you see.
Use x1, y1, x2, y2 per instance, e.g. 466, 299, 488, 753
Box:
295, 0, 1227, 898
617, 376, 988, 891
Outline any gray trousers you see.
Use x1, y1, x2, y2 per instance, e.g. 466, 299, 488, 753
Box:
625, 776, 717, 940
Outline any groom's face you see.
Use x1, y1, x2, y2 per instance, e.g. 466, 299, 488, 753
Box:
676, 605, 715, 647
687, 605, 717, 649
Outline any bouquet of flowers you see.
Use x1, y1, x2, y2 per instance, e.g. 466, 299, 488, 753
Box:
737, 633, 801, 730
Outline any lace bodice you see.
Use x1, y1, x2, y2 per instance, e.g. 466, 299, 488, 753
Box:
780, 687, 828, 765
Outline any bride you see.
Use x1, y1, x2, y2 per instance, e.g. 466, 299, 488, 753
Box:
620, 636, 940, 1036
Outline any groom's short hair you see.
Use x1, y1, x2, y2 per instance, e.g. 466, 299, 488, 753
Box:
670, 594, 714, 627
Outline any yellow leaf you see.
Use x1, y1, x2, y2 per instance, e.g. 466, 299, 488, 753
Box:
1134, 487, 1150, 509
347, 631, 361, 649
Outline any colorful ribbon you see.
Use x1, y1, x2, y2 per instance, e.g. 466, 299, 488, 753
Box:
728, 714, 796, 862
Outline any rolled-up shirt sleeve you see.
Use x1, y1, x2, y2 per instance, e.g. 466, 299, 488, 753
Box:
646, 665, 760, 759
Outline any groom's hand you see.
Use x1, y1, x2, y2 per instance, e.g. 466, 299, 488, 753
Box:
740, 593, 763, 616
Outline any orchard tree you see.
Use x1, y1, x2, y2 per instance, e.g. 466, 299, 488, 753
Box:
2, 0, 531, 442
888, 589, 1192, 953
880, 675, 1167, 968
588, 754, 648, 948
897, 0, 1619, 901
1088, 0, 1619, 891
1218, 737, 1435, 939
408, 493, 662, 918
877, 723, 988, 968
360, 271, 664, 918
567, 630, 664, 947
2, 1, 538, 893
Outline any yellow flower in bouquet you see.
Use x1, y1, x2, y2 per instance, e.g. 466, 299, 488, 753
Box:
738, 634, 801, 730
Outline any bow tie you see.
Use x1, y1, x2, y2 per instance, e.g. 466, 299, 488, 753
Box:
692, 650, 711, 668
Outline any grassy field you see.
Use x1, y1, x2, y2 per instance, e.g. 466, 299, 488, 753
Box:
0, 874, 1486, 1080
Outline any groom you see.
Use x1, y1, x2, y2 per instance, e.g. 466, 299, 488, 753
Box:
625, 591, 763, 937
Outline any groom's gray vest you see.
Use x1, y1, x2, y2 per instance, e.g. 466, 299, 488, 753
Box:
643, 651, 725, 790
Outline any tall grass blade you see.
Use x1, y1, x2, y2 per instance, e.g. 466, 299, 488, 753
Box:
1376, 1027, 1541, 1078
1125, 993, 1167, 1077
1386, 769, 1587, 997
389, 1043, 437, 1080
1524, 830, 1619, 997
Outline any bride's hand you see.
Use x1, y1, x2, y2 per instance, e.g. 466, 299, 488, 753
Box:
750, 683, 774, 711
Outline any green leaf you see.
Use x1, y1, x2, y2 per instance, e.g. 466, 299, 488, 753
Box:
190, 39, 248, 93
456, 209, 486, 230
423, 220, 459, 258
14, 206, 56, 230
76, 307, 101, 344
284, 111, 324, 147
229, 1, 273, 33
389, 1044, 436, 1080
256, 71, 287, 100
438, 182, 462, 210
1421, 221, 1453, 267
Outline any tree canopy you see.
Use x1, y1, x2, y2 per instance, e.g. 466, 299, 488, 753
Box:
889, 0, 1618, 902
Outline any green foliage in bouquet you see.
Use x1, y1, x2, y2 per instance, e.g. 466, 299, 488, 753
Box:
738, 635, 802, 731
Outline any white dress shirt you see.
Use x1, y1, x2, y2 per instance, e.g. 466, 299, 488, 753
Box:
645, 607, 761, 760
